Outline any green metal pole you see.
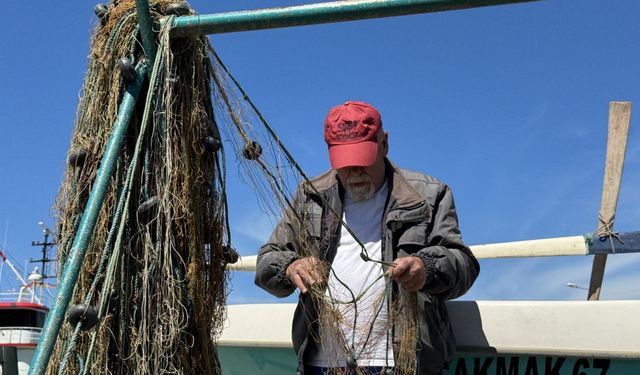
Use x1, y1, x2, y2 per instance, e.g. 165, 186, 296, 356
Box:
171, 0, 540, 36
28, 61, 148, 375
135, 0, 157, 64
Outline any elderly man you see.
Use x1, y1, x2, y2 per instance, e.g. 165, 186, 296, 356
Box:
255, 101, 479, 374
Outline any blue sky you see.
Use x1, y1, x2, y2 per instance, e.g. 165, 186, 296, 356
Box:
1, 0, 639, 305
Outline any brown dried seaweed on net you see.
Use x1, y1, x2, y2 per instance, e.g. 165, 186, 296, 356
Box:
51, 1, 228, 374
309, 274, 417, 375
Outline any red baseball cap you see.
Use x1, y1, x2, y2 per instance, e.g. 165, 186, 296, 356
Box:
324, 101, 382, 169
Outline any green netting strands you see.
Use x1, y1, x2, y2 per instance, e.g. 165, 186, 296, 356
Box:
52, 1, 228, 373
52, 1, 420, 373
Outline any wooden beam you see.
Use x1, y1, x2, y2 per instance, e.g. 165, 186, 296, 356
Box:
588, 102, 632, 301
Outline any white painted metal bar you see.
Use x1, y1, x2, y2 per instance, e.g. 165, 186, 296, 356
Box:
229, 235, 590, 272
228, 255, 258, 272
470, 235, 588, 259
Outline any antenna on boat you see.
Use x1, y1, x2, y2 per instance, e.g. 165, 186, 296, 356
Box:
30, 221, 56, 284
2, 218, 8, 250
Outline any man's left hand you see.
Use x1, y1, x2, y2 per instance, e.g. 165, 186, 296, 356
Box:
390, 256, 426, 292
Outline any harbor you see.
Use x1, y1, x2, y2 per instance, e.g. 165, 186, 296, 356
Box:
1, 1, 639, 374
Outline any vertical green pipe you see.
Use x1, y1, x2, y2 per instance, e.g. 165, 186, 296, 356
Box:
28, 61, 148, 375
135, 0, 157, 63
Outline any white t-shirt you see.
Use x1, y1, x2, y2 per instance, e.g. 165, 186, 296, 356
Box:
307, 182, 394, 368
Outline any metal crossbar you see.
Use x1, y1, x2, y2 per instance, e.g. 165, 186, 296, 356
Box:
170, 0, 540, 36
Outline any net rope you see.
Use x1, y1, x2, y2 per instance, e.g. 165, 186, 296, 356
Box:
51, 1, 418, 374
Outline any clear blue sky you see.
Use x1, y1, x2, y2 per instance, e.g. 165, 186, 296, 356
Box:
1, 0, 639, 304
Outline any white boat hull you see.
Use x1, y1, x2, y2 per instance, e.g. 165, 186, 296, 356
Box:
218, 301, 640, 374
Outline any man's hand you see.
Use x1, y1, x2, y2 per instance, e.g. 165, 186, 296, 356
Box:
286, 257, 325, 294
390, 256, 427, 292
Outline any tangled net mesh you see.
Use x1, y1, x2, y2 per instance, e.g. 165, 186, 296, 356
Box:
50, 1, 418, 374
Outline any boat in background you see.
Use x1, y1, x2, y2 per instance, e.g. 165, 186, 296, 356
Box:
1, 226, 56, 375
0, 300, 48, 375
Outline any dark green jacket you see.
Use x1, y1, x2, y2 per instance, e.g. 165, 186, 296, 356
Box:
255, 159, 480, 374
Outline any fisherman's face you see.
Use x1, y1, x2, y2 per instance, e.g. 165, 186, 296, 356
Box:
336, 133, 388, 202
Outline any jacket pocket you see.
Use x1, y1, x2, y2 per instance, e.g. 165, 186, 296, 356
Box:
396, 222, 428, 250
388, 203, 432, 254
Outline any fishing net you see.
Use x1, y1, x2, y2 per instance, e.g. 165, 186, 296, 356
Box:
51, 1, 418, 374
52, 1, 227, 373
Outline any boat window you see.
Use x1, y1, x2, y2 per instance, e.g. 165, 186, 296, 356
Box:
0, 309, 46, 327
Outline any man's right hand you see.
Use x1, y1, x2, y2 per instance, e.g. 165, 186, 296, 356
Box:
286, 257, 325, 294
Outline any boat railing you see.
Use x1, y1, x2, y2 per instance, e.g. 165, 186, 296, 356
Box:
0, 291, 39, 304
0, 326, 42, 345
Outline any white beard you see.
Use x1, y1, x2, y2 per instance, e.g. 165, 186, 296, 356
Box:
345, 175, 375, 202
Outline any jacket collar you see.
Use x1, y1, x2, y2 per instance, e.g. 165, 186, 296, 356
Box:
303, 158, 424, 208
385, 159, 425, 208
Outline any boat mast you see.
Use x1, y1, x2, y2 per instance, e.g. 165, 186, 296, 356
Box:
30, 222, 56, 285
